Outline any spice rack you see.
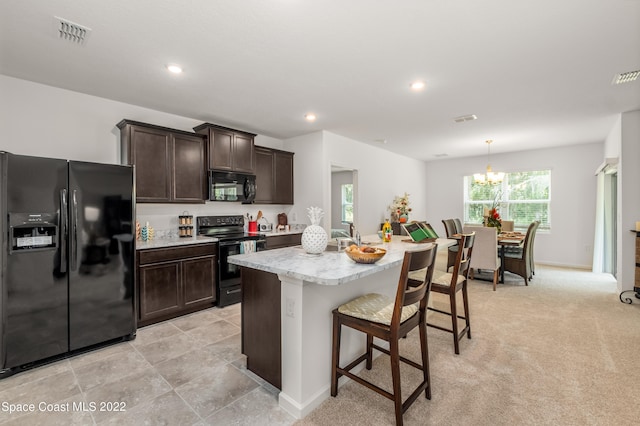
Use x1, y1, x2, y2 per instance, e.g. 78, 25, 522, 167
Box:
178, 212, 193, 237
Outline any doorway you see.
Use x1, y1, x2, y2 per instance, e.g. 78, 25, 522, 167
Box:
330, 166, 357, 238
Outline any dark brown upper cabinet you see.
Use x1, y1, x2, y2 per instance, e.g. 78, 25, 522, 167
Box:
254, 146, 294, 205
193, 123, 256, 174
118, 120, 206, 203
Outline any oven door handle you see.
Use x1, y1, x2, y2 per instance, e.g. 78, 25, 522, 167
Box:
219, 239, 266, 248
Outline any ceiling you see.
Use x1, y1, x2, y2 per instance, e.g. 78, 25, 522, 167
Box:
1, 0, 639, 161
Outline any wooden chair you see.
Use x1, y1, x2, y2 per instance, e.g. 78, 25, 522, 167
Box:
442, 219, 456, 237
442, 219, 460, 272
331, 245, 438, 426
427, 233, 475, 354
503, 221, 539, 285
453, 218, 463, 234
463, 226, 501, 290
528, 221, 540, 278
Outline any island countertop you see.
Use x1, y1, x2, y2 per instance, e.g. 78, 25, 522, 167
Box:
227, 235, 453, 285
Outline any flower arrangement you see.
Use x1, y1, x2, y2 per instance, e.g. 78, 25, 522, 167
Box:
486, 190, 502, 228
389, 192, 412, 218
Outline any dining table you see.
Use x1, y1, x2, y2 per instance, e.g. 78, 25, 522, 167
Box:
497, 232, 526, 283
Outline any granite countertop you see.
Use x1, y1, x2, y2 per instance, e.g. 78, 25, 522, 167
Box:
136, 235, 218, 250
228, 235, 454, 285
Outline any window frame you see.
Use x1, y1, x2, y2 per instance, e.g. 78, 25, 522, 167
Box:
341, 183, 353, 224
463, 170, 551, 231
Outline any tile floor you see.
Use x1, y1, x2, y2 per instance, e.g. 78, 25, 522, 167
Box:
0, 304, 296, 425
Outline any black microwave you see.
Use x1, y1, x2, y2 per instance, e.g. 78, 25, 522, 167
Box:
209, 171, 256, 204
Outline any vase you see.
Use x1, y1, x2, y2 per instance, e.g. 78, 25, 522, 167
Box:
399, 214, 408, 223
301, 224, 328, 254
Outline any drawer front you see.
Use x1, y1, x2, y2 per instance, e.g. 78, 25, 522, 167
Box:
266, 234, 302, 250
138, 243, 217, 265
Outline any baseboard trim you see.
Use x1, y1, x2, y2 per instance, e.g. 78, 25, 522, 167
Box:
535, 261, 591, 270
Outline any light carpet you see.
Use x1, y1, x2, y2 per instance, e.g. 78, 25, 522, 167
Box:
294, 259, 640, 426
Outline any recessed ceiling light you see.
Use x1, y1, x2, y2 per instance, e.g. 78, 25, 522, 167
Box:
305, 113, 317, 122
166, 64, 183, 74
410, 81, 425, 91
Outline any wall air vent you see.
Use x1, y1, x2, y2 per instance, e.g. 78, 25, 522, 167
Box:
612, 70, 640, 85
54, 16, 91, 45
453, 114, 477, 123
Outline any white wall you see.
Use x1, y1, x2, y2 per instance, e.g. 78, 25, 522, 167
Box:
618, 110, 640, 293
322, 132, 428, 235
283, 132, 325, 226
284, 128, 428, 236
425, 143, 603, 268
282, 131, 428, 236
0, 75, 290, 235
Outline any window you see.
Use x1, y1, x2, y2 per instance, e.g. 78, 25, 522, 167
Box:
464, 170, 551, 230
341, 184, 353, 223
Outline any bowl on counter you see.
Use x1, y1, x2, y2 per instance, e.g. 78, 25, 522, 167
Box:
344, 246, 387, 264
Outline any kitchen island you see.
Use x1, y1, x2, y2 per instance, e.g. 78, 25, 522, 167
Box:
228, 235, 453, 419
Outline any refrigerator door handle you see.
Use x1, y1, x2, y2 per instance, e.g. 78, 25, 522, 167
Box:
70, 189, 78, 271
60, 189, 68, 274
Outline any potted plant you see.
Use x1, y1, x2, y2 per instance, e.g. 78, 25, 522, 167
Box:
390, 193, 412, 223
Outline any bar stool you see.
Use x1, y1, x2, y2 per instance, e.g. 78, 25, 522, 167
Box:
330, 245, 438, 426
427, 232, 475, 354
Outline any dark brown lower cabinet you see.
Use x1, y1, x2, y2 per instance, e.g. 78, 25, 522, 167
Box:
241, 267, 281, 389
137, 244, 217, 327
265, 233, 302, 250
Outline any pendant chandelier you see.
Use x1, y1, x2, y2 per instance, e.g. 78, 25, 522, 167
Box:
474, 140, 504, 185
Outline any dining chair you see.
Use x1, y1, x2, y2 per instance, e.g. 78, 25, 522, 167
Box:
427, 232, 475, 354
503, 221, 539, 285
528, 221, 540, 278
453, 218, 463, 234
463, 226, 501, 290
331, 245, 438, 426
441, 219, 456, 238
442, 219, 459, 272
501, 220, 514, 232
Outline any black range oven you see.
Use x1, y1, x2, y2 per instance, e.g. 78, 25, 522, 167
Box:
197, 215, 266, 307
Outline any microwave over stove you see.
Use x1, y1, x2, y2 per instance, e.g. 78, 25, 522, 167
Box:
209, 171, 256, 204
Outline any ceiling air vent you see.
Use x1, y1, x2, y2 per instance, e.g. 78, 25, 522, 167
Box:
612, 70, 640, 85
453, 114, 477, 123
54, 16, 91, 45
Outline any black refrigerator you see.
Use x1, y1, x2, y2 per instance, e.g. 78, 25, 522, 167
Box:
0, 152, 136, 377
